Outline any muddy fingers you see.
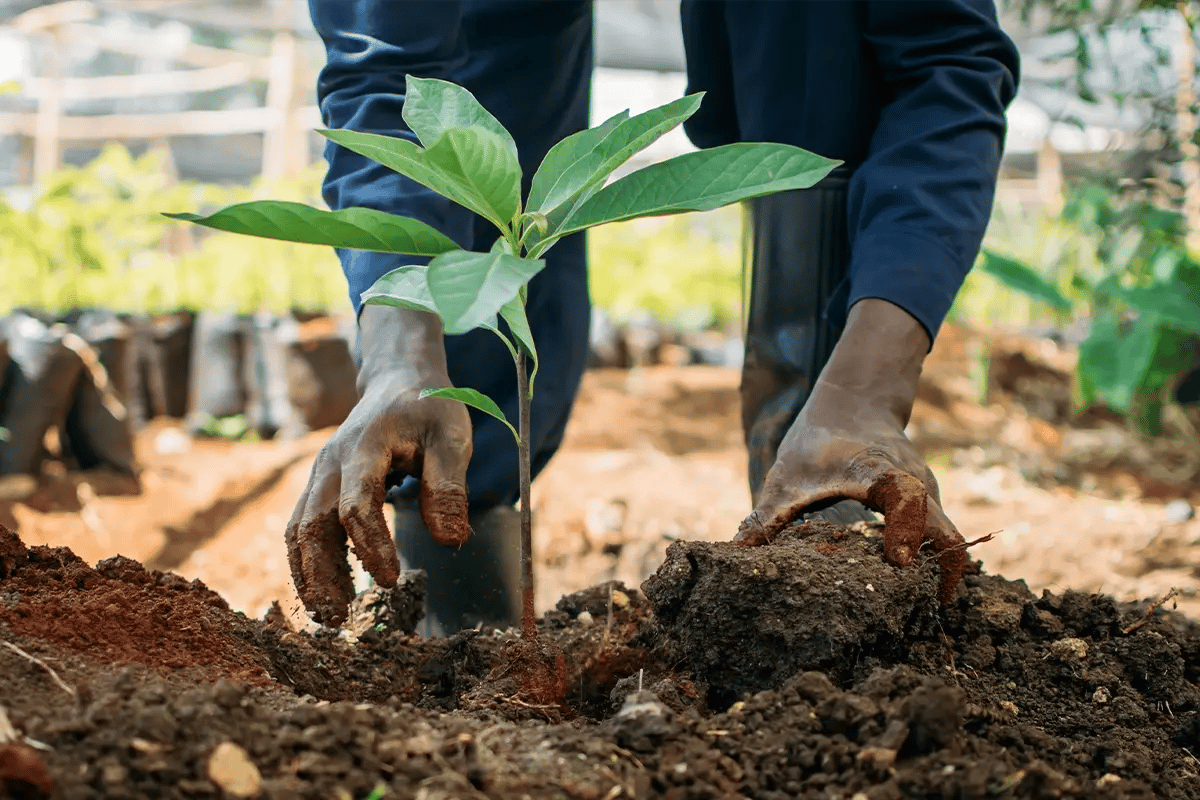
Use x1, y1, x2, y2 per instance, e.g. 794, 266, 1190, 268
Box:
867, 471, 966, 603
866, 472, 927, 568
289, 510, 356, 626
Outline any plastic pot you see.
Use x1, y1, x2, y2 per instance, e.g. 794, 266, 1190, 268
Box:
59, 310, 137, 475
186, 311, 248, 433
0, 311, 83, 476
130, 312, 194, 424
0, 321, 9, 404
245, 312, 301, 440
279, 314, 360, 435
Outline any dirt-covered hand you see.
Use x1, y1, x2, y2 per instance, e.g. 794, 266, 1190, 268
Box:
734, 299, 967, 602
285, 306, 472, 626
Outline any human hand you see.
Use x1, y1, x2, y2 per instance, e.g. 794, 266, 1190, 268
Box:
285, 307, 473, 626
735, 383, 965, 602
735, 299, 966, 603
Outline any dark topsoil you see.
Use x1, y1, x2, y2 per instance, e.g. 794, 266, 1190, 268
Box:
0, 521, 1197, 800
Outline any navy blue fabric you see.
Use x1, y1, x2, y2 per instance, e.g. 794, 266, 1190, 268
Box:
308, 0, 1019, 507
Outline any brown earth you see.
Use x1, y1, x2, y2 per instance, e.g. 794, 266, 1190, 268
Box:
3, 323, 1197, 625
0, 323, 1199, 797
0, 521, 1198, 799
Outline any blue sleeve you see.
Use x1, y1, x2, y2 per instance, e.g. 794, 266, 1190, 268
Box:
845, 0, 1020, 342
307, 0, 474, 314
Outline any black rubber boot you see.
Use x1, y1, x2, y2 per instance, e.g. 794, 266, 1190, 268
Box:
742, 167, 876, 524
393, 504, 523, 639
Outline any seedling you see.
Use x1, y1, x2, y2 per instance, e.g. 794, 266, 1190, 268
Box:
168, 77, 840, 639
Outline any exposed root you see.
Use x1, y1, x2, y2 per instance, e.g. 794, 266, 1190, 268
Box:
0, 641, 75, 698
1121, 587, 1180, 635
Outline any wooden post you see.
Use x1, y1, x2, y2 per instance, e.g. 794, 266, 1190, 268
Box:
1036, 135, 1064, 215
1177, 2, 1199, 252
32, 28, 64, 182
261, 0, 298, 180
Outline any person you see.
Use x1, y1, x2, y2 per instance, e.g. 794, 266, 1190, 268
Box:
288, 0, 1021, 633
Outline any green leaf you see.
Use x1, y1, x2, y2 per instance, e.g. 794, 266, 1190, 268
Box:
499, 295, 538, 395
362, 263, 514, 348
422, 127, 522, 228
527, 96, 707, 247
977, 250, 1073, 312
403, 75, 519, 160
426, 250, 546, 335
1114, 282, 1200, 334
319, 128, 519, 231
164, 201, 460, 257
525, 109, 632, 214
360, 264, 436, 314
420, 387, 518, 442
1078, 313, 1159, 413
541, 142, 841, 245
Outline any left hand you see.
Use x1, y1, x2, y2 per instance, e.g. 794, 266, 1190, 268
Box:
734, 299, 967, 603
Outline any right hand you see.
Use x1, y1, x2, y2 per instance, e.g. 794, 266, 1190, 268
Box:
285, 311, 473, 627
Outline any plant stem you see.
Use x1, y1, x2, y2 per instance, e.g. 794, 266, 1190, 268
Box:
516, 351, 536, 640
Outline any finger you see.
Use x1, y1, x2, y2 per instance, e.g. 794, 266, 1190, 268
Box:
924, 496, 967, 604
865, 470, 927, 567
338, 450, 402, 590
418, 431, 472, 548
288, 464, 355, 625
736, 475, 863, 546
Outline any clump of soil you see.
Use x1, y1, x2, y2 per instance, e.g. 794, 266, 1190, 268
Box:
644, 520, 942, 704
0, 522, 1198, 799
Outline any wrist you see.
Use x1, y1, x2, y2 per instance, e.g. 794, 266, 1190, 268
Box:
811, 299, 930, 427
357, 304, 451, 392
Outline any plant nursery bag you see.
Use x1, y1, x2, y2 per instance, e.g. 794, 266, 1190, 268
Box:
244, 312, 301, 440
59, 310, 137, 475
279, 314, 360, 435
127, 312, 195, 426
0, 321, 9, 404
186, 311, 248, 431
0, 311, 83, 476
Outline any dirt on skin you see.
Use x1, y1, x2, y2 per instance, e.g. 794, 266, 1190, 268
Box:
0, 523, 1198, 799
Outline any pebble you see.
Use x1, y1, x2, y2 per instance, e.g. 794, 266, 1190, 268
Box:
1049, 637, 1088, 661
207, 742, 262, 799
1165, 499, 1195, 524
577, 611, 594, 625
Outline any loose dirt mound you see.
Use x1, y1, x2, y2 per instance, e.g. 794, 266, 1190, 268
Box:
0, 523, 1197, 799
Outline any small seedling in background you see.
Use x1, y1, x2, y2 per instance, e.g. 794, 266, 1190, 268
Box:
169, 76, 840, 640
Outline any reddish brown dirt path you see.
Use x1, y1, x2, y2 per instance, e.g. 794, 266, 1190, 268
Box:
2, 325, 1198, 627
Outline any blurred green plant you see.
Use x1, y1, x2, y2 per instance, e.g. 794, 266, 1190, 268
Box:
0, 145, 348, 316
587, 207, 743, 331
973, 183, 1200, 433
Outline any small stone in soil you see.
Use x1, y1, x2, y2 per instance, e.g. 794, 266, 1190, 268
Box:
207, 741, 262, 799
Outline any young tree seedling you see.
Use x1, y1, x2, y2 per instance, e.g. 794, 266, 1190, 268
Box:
168, 76, 840, 641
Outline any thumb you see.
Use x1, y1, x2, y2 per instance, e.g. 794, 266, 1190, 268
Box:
736, 476, 865, 546
419, 432, 472, 548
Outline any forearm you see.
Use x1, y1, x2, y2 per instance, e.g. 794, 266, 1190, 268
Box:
813, 299, 929, 429
308, 0, 472, 313
357, 305, 450, 393
847, 0, 1020, 342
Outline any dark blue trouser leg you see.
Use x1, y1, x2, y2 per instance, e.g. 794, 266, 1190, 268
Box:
392, 0, 593, 635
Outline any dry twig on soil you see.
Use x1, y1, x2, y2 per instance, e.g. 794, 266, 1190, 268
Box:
919, 531, 1000, 566
1, 641, 75, 698
1121, 588, 1180, 635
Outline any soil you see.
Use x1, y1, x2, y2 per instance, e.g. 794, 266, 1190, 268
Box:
1, 322, 1200, 797
1, 520, 1198, 799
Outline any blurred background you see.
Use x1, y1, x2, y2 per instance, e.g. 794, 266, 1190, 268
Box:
0, 0, 1198, 627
